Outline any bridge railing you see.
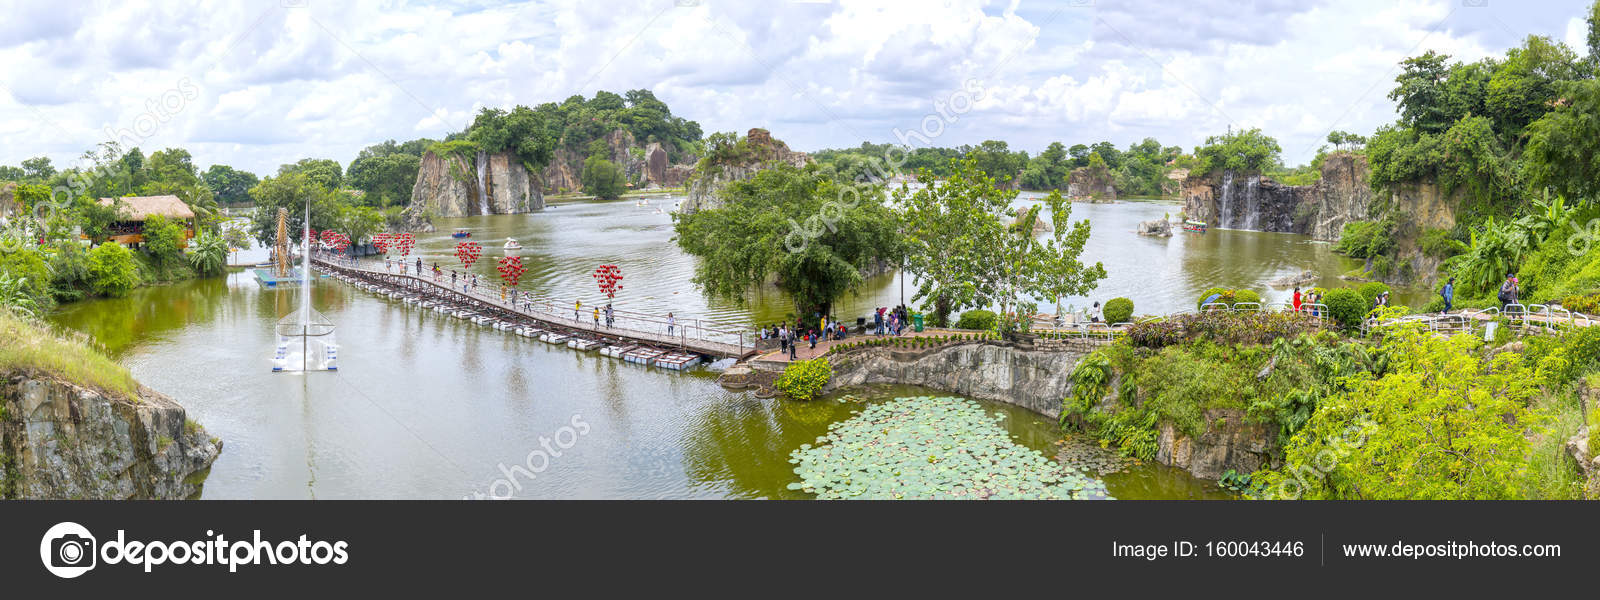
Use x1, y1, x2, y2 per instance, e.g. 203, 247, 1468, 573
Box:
318, 258, 751, 355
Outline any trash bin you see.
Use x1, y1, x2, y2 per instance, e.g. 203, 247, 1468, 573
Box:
912, 313, 924, 332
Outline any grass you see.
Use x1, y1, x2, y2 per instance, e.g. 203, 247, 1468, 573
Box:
0, 308, 139, 401
1522, 388, 1587, 500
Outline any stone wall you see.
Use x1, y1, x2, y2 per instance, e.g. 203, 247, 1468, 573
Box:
824, 340, 1085, 418
1, 375, 221, 499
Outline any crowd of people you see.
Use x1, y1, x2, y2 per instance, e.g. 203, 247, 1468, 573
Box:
756, 305, 916, 361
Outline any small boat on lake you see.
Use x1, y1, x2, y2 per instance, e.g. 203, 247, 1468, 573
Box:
1182, 220, 1208, 233
451, 230, 471, 239
503, 237, 522, 251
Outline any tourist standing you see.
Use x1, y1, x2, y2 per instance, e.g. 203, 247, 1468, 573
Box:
873, 308, 884, 336
575, 300, 582, 321
668, 312, 676, 337
593, 306, 600, 327
788, 329, 798, 360
808, 329, 817, 354
605, 304, 614, 328
1441, 277, 1455, 313
778, 325, 788, 356
1499, 273, 1520, 313
1292, 286, 1302, 312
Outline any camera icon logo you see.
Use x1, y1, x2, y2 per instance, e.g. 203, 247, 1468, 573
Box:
39, 522, 97, 578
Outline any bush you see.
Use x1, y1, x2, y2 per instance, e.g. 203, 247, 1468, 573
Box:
0, 249, 54, 312
1333, 219, 1394, 258
1126, 319, 1184, 349
1420, 228, 1466, 258
142, 214, 186, 265
47, 243, 93, 302
1561, 293, 1600, 315
1322, 288, 1368, 329
1357, 282, 1391, 307
87, 243, 140, 298
955, 309, 998, 331
1197, 287, 1233, 310
774, 357, 833, 400
1103, 297, 1133, 323
1233, 289, 1261, 306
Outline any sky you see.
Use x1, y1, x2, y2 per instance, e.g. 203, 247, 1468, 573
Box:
0, 0, 1594, 176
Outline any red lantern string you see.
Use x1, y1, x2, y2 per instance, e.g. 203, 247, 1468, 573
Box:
497, 256, 525, 287
592, 264, 623, 300
393, 233, 415, 257
455, 241, 483, 269
372, 233, 392, 254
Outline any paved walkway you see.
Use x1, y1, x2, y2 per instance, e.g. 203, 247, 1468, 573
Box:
752, 328, 971, 363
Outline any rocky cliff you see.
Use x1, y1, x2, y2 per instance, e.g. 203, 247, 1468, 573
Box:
2, 375, 221, 499
681, 128, 812, 214
1181, 152, 1373, 240
823, 339, 1283, 480
824, 340, 1084, 418
539, 129, 695, 195
402, 149, 546, 230
1067, 166, 1118, 200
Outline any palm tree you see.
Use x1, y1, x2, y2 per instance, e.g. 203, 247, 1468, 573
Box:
0, 273, 39, 318
188, 232, 229, 275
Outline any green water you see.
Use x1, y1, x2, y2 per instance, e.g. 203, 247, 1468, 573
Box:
44, 193, 1367, 500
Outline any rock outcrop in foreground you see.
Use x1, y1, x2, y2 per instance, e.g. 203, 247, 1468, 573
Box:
2, 376, 220, 499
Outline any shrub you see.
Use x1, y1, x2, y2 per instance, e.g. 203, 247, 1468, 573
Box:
47, 243, 93, 302
1197, 287, 1232, 310
1333, 219, 1395, 258
1103, 297, 1133, 323
1561, 293, 1600, 315
1420, 228, 1466, 258
87, 242, 140, 298
1126, 319, 1184, 349
1233, 289, 1261, 306
0, 249, 54, 312
1321, 288, 1368, 329
774, 357, 833, 400
955, 309, 998, 331
1357, 282, 1391, 307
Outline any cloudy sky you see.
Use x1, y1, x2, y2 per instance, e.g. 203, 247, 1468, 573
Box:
0, 0, 1593, 176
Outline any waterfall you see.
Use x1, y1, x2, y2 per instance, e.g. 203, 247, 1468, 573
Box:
475, 150, 490, 216
1244, 175, 1260, 231
1219, 171, 1234, 228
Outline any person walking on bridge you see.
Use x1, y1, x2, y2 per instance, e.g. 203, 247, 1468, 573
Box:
575, 300, 582, 321
604, 304, 614, 328
668, 312, 676, 337
1440, 277, 1455, 313
593, 306, 600, 328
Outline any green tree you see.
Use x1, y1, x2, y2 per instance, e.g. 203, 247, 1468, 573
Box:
202, 164, 260, 206
246, 172, 344, 247
580, 155, 625, 199
895, 159, 1103, 331
87, 242, 140, 297
277, 158, 344, 190
188, 232, 228, 276
1194, 128, 1281, 176
673, 165, 901, 318
141, 214, 186, 265
1524, 78, 1600, 202
1259, 324, 1545, 499
962, 140, 1028, 185
1389, 51, 1455, 134
20, 156, 55, 181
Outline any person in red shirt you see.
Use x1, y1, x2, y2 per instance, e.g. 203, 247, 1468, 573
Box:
1292, 286, 1302, 312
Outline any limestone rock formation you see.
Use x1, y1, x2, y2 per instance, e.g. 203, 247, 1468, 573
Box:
1067, 166, 1117, 200
681, 128, 812, 214
538, 129, 697, 196
1182, 152, 1459, 287
403, 149, 546, 230
1181, 152, 1373, 240
824, 341, 1086, 418
1136, 218, 1172, 237
2, 375, 221, 499
1155, 409, 1280, 480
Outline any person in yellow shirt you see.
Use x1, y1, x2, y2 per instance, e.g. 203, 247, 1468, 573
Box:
574, 300, 582, 321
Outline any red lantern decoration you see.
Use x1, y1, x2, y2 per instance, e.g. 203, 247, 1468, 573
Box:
320, 230, 340, 245
393, 233, 415, 257
326, 232, 350, 252
497, 256, 525, 287
592, 264, 623, 300
455, 241, 482, 268
372, 233, 392, 254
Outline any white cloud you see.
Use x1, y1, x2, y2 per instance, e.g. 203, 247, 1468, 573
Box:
0, 0, 1593, 175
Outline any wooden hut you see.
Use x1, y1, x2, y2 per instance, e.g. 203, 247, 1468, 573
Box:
97, 195, 196, 246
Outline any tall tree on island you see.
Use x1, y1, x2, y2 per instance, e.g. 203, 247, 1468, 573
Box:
897, 159, 1105, 332
672, 165, 902, 320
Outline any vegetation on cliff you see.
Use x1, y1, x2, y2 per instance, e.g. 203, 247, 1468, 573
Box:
0, 307, 139, 400
1070, 308, 1600, 499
